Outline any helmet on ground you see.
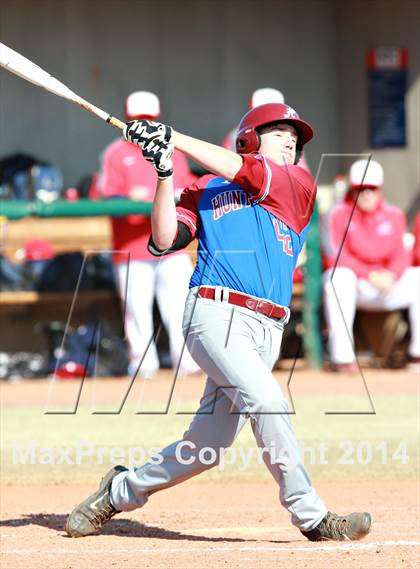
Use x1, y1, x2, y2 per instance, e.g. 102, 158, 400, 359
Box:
125, 91, 160, 121
349, 159, 383, 189
236, 103, 314, 164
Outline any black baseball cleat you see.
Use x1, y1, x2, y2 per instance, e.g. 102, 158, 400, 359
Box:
65, 465, 128, 537
301, 511, 373, 541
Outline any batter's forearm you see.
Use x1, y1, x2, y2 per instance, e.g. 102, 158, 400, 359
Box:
172, 131, 243, 181
151, 177, 178, 250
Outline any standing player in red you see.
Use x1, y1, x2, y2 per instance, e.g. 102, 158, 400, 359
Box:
66, 103, 372, 542
99, 91, 199, 378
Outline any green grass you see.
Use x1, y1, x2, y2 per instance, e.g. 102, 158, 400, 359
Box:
1, 394, 418, 484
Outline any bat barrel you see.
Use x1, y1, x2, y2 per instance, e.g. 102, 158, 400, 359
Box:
0, 42, 125, 131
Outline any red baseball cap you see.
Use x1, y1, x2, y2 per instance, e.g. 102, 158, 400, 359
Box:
24, 239, 55, 261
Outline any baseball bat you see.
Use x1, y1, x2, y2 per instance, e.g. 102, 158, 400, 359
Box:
0, 42, 125, 130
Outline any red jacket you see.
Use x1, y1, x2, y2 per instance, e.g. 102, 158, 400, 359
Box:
325, 196, 409, 279
412, 213, 420, 267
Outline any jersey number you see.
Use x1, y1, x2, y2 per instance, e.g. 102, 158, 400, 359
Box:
273, 219, 293, 256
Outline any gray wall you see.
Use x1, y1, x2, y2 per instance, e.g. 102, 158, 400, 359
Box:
336, 0, 420, 212
0, 0, 418, 211
0, 0, 337, 183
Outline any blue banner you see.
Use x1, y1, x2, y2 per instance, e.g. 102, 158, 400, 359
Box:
367, 47, 408, 148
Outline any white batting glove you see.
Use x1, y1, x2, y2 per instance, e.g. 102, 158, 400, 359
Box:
142, 139, 174, 179
124, 119, 173, 148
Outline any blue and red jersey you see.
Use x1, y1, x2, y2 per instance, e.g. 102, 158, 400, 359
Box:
176, 153, 317, 307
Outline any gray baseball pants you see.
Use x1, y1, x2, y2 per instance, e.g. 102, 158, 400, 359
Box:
110, 286, 327, 531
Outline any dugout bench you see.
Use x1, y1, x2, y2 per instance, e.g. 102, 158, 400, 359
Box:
0, 200, 322, 367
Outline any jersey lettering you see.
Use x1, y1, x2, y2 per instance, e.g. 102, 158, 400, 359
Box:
222, 192, 232, 214
212, 194, 223, 220
212, 190, 252, 221
231, 190, 243, 210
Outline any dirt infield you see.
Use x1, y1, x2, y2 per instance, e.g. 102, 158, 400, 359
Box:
1, 366, 418, 409
1, 480, 419, 568
1, 369, 419, 568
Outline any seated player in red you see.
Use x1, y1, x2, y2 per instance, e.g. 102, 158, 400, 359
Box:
323, 159, 420, 372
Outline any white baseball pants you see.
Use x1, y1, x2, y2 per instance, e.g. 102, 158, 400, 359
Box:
323, 266, 420, 364
110, 287, 327, 531
114, 254, 199, 378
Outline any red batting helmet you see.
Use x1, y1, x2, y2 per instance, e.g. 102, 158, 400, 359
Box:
236, 103, 314, 163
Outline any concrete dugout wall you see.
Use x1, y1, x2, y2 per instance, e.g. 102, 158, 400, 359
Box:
0, 0, 418, 210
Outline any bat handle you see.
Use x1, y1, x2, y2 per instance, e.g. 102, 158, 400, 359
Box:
77, 97, 125, 130
107, 115, 126, 130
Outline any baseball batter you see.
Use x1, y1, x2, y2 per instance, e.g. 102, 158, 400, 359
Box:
66, 103, 372, 541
